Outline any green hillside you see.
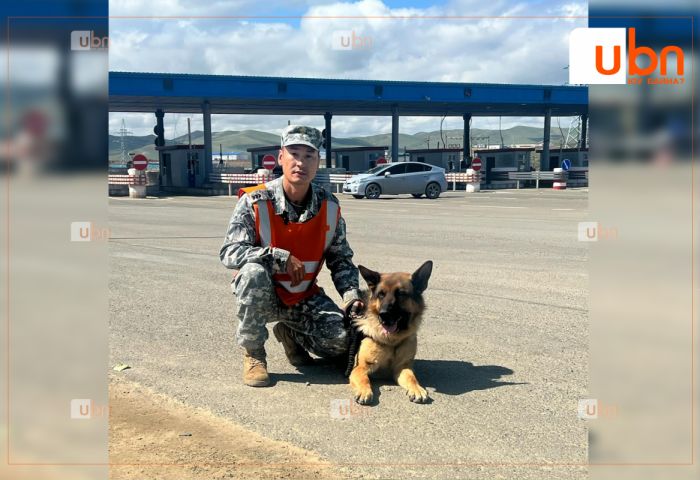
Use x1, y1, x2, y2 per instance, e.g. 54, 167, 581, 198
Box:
109, 126, 566, 162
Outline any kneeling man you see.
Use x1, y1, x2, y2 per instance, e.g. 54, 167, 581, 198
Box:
220, 125, 363, 386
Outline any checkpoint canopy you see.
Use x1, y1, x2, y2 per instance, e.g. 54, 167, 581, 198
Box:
109, 72, 588, 117
109, 72, 588, 181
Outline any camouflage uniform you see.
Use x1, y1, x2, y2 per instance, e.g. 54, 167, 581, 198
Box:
220, 176, 361, 358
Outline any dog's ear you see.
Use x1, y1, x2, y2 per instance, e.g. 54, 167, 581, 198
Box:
358, 265, 381, 291
411, 261, 433, 294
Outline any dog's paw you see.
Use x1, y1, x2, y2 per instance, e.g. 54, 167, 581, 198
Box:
354, 389, 374, 405
407, 386, 429, 404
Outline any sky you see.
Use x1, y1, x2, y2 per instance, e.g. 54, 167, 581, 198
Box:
108, 0, 587, 139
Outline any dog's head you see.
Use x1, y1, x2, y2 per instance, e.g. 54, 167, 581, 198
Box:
357, 261, 433, 336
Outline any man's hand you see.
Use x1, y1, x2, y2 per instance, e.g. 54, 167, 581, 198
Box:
344, 300, 365, 318
286, 255, 306, 287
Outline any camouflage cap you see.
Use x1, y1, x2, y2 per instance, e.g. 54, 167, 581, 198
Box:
281, 125, 323, 151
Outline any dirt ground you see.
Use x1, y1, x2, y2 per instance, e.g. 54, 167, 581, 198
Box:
109, 375, 344, 480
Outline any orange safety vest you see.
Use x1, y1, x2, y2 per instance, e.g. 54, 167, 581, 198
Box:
236, 184, 340, 306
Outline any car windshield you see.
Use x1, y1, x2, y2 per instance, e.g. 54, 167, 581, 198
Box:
365, 164, 392, 175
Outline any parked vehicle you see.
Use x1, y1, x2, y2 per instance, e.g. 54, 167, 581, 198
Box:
342, 163, 448, 199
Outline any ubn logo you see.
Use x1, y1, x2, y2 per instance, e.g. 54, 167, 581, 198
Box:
332, 31, 372, 51
71, 31, 110, 51
570, 28, 685, 85
578, 222, 617, 242
578, 399, 617, 419
71, 222, 110, 242
71, 399, 110, 419
330, 399, 370, 419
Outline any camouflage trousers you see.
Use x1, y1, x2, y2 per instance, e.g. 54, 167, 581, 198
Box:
232, 263, 348, 358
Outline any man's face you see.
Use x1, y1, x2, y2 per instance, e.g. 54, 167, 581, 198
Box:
278, 144, 320, 186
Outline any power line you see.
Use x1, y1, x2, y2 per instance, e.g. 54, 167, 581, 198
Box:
114, 119, 133, 163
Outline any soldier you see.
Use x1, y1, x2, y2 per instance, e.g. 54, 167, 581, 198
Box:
220, 125, 364, 387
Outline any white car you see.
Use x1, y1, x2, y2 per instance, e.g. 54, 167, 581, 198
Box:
343, 163, 448, 199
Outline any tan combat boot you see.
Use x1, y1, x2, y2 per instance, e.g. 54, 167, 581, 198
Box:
273, 322, 315, 366
243, 346, 270, 387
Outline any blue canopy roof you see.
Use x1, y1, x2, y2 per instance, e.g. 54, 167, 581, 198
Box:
109, 72, 587, 117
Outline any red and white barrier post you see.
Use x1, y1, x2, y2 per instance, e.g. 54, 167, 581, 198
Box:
553, 167, 567, 190
129, 154, 149, 198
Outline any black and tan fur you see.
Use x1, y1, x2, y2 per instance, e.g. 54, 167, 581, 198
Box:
348, 261, 433, 405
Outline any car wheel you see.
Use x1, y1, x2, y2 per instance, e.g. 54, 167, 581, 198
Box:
365, 183, 381, 199
352, 195, 364, 199
412, 193, 423, 198
425, 182, 441, 199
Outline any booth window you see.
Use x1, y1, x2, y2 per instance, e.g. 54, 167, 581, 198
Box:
496, 152, 515, 168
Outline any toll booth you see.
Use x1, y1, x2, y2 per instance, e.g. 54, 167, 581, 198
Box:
247, 145, 280, 170
536, 147, 588, 171
536, 147, 588, 187
332, 146, 388, 173
405, 148, 462, 171
156, 145, 206, 188
247, 145, 330, 170
473, 148, 533, 189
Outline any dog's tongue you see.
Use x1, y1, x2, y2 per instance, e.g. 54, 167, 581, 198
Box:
382, 323, 398, 335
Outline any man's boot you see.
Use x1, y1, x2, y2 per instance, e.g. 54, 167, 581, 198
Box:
273, 322, 315, 366
243, 346, 270, 387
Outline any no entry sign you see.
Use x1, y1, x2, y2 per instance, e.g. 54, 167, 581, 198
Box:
262, 155, 277, 170
376, 157, 387, 165
133, 154, 148, 171
471, 158, 483, 172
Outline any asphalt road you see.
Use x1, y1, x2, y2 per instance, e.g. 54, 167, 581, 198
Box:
109, 187, 589, 479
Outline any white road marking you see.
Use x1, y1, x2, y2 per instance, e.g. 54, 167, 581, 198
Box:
472, 205, 526, 209
552, 208, 574, 211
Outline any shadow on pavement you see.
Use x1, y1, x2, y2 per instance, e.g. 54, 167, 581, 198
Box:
270, 358, 524, 400
414, 360, 525, 395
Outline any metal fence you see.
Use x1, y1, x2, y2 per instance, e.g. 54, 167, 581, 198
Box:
108, 174, 151, 186
444, 173, 482, 183
502, 171, 569, 189
208, 173, 276, 184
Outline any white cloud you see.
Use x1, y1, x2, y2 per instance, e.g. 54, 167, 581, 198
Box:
560, 3, 588, 22
109, 0, 585, 137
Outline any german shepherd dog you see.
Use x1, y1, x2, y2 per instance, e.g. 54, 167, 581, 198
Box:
347, 261, 433, 405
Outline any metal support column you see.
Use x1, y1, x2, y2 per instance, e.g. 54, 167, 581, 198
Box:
463, 113, 471, 169
324, 112, 332, 169
542, 108, 552, 171
391, 105, 399, 163
202, 101, 213, 180
155, 109, 165, 186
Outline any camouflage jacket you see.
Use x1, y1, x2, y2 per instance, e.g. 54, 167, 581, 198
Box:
220, 177, 361, 305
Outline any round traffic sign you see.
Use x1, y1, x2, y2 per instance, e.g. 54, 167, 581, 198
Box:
262, 155, 277, 170
471, 158, 483, 172
561, 159, 571, 171
133, 154, 148, 171
376, 157, 387, 165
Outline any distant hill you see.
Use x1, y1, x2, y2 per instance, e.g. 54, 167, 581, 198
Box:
109, 126, 566, 162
